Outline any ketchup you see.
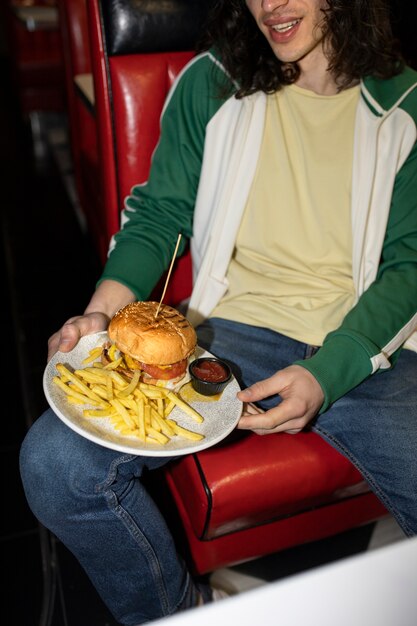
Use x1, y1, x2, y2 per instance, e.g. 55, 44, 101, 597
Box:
192, 359, 229, 383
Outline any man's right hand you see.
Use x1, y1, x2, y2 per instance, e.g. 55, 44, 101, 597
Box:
47, 312, 110, 361
46, 279, 137, 361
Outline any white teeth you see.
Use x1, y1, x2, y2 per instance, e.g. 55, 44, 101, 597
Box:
272, 20, 300, 33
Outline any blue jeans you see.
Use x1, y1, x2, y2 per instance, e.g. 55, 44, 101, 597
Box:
20, 318, 417, 624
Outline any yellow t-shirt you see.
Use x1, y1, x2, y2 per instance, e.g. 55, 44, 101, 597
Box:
212, 83, 360, 346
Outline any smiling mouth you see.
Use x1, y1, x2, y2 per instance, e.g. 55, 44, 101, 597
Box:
271, 19, 301, 33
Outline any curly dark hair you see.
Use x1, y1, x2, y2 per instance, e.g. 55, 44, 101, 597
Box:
198, 0, 404, 96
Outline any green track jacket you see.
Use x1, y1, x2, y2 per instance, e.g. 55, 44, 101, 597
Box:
101, 50, 417, 412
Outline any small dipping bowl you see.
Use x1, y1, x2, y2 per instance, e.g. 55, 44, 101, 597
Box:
189, 357, 232, 396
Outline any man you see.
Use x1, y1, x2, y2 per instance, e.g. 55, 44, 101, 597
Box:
20, 1, 417, 624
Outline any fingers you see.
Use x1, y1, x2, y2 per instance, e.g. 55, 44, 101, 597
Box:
238, 376, 282, 405
47, 312, 110, 361
236, 365, 324, 435
241, 402, 265, 416
47, 319, 81, 361
238, 401, 307, 434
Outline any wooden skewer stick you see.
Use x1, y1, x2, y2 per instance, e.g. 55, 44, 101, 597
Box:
155, 233, 182, 318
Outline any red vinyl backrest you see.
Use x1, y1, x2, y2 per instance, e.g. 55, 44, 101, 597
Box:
109, 51, 194, 199
87, 0, 195, 301
107, 53, 195, 304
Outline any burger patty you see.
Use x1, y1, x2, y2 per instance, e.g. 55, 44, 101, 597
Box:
101, 343, 187, 382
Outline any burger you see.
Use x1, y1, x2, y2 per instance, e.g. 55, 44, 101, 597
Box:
106, 301, 197, 386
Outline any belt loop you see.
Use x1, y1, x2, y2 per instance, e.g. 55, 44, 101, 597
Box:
305, 344, 319, 359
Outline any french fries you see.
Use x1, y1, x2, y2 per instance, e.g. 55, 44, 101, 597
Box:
53, 344, 204, 445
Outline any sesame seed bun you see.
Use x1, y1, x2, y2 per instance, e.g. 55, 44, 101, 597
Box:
108, 301, 197, 366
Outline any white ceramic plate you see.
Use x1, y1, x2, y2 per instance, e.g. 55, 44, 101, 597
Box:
43, 332, 242, 456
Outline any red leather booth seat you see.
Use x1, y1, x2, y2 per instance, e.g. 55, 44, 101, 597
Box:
164, 432, 386, 574
88, 0, 195, 287
87, 0, 388, 576
107, 52, 194, 302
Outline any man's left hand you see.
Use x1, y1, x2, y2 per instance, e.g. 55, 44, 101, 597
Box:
237, 365, 324, 434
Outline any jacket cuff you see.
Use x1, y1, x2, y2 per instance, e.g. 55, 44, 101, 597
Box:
294, 334, 374, 413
